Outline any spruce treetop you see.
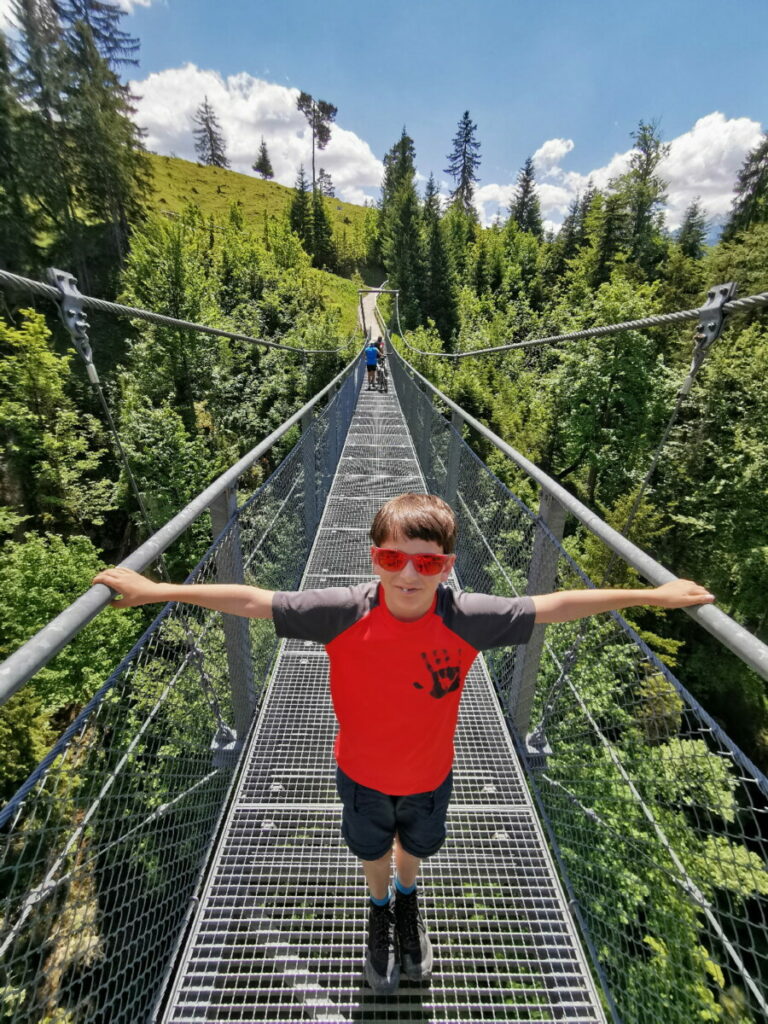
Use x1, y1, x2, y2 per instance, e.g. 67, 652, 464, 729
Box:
444, 110, 481, 217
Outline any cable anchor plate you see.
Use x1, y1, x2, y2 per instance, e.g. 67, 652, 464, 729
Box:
46, 267, 99, 384
681, 282, 738, 395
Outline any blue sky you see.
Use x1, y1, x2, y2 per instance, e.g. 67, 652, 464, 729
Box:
3, 0, 766, 229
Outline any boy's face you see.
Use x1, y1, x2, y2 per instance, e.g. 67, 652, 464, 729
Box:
371, 532, 455, 621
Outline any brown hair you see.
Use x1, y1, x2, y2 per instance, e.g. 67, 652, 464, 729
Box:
370, 493, 457, 553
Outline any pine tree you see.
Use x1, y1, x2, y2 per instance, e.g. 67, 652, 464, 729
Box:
311, 188, 334, 269
380, 130, 423, 329
317, 167, 335, 197
544, 196, 580, 284
444, 110, 481, 217
610, 120, 669, 277
575, 183, 597, 247
677, 198, 708, 260
252, 136, 274, 179
0, 32, 38, 271
192, 96, 230, 168
289, 164, 312, 248
60, 12, 150, 264
58, 0, 139, 67
509, 157, 543, 238
421, 173, 458, 344
722, 133, 768, 241
11, 0, 81, 265
296, 91, 337, 191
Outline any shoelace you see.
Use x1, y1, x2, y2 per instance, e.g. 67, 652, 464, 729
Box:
396, 892, 421, 945
370, 905, 394, 956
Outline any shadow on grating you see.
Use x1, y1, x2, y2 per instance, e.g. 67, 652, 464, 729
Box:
161, 382, 604, 1023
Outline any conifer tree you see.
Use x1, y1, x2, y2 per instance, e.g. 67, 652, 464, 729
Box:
544, 196, 580, 284
722, 133, 768, 241
421, 173, 458, 344
318, 167, 335, 197
61, 14, 150, 263
289, 164, 312, 248
252, 136, 274, 179
0, 32, 37, 271
296, 91, 337, 190
575, 183, 597, 247
192, 96, 230, 168
444, 110, 481, 217
509, 157, 543, 238
677, 198, 708, 260
380, 130, 423, 328
11, 0, 80, 264
611, 120, 669, 277
311, 187, 334, 269
58, 0, 139, 67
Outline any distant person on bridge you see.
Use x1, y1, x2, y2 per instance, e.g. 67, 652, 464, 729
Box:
93, 493, 714, 997
364, 339, 380, 389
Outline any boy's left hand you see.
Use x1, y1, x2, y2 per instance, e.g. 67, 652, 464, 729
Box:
651, 579, 715, 609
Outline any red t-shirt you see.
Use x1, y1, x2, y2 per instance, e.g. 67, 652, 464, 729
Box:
272, 581, 535, 795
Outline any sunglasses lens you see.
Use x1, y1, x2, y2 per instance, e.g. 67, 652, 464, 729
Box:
413, 555, 446, 575
375, 549, 407, 571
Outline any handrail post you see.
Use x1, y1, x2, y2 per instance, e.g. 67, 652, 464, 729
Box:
510, 489, 567, 748
445, 409, 463, 508
208, 485, 256, 745
417, 385, 434, 484
301, 409, 317, 544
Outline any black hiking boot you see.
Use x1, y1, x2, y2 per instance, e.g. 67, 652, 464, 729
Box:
365, 900, 400, 995
394, 888, 433, 980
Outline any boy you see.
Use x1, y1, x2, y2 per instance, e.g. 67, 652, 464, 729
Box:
364, 339, 380, 389
92, 493, 714, 996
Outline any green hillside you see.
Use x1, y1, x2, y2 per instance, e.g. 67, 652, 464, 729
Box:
145, 153, 378, 335
147, 152, 371, 240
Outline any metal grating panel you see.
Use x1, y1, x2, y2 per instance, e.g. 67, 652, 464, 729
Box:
161, 382, 605, 1022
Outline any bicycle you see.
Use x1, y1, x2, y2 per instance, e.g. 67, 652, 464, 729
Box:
375, 357, 388, 393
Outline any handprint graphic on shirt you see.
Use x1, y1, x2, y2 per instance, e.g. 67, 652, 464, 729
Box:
413, 648, 462, 699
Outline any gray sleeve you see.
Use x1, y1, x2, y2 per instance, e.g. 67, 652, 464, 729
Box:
443, 589, 537, 650
272, 584, 375, 644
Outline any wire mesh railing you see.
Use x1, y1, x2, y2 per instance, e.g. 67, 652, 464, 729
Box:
388, 345, 768, 1024
0, 360, 363, 1024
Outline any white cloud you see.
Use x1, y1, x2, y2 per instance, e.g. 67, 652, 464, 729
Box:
114, 0, 155, 10
475, 113, 763, 234
659, 112, 763, 228
130, 63, 384, 205
532, 137, 574, 174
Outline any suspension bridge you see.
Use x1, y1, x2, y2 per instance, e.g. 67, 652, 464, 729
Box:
1, 273, 767, 1023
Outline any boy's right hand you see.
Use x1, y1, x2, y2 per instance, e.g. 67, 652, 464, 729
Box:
92, 567, 159, 607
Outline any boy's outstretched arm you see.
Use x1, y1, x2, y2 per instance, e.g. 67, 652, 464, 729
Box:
531, 579, 715, 624
91, 567, 275, 619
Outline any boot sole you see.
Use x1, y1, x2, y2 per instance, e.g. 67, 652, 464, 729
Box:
401, 943, 434, 980
364, 960, 401, 995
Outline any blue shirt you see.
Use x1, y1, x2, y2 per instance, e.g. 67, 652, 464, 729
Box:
365, 344, 380, 367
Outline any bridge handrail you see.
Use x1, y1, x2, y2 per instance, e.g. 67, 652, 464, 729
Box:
387, 342, 768, 684
0, 349, 362, 707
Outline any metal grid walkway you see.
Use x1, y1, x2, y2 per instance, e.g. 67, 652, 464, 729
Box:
160, 378, 605, 1023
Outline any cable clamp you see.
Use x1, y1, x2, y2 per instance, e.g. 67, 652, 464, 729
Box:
46, 267, 100, 385
680, 282, 737, 395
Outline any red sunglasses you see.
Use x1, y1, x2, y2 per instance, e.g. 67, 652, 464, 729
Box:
371, 547, 452, 576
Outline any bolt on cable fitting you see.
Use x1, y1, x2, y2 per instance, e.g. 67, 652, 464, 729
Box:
46, 267, 100, 385
680, 282, 738, 396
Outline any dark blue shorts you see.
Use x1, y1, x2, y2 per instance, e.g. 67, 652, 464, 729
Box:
335, 766, 453, 861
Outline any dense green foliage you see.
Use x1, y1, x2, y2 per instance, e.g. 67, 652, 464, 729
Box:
1, 17, 767, 1018
379, 120, 768, 773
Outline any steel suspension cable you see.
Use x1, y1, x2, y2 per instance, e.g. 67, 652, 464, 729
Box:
393, 289, 768, 359
0, 268, 352, 355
